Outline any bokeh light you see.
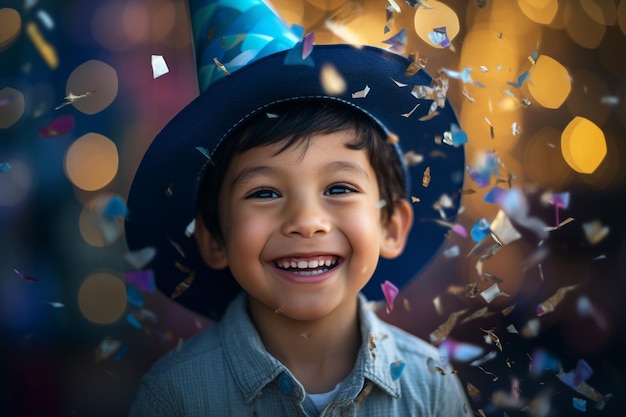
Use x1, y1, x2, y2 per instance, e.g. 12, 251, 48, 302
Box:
517, 0, 558, 25
566, 68, 611, 127
77, 272, 127, 325
66, 60, 118, 115
64, 132, 119, 191
523, 127, 572, 190
580, 0, 617, 25
0, 87, 25, 128
0, 159, 33, 206
560, 116, 606, 174
526, 55, 571, 109
78, 193, 126, 247
414, 0, 460, 48
565, 0, 605, 49
0, 7, 21, 50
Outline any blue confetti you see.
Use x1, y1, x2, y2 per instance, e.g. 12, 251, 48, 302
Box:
390, 361, 405, 381
126, 312, 142, 329
0, 162, 11, 173
572, 397, 586, 412
126, 284, 144, 308
104, 195, 128, 219
470, 218, 490, 242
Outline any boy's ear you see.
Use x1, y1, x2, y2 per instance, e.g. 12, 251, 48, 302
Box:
194, 214, 228, 269
380, 199, 414, 259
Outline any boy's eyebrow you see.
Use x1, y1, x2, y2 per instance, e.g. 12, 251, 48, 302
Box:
326, 160, 371, 181
229, 165, 275, 190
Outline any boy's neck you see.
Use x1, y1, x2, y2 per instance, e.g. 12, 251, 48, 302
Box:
247, 295, 361, 394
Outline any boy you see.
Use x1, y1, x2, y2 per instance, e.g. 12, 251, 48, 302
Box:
125, 3, 467, 415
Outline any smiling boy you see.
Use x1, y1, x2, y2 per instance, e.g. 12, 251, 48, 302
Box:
125, 3, 468, 415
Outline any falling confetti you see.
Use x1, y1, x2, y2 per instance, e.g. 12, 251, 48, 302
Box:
54, 90, 96, 110
351, 85, 370, 99
382, 28, 407, 53
536, 284, 578, 316
171, 271, 196, 299
151, 55, 169, 79
429, 308, 468, 345
39, 114, 75, 138
390, 361, 405, 380
13, 268, 37, 282
381, 280, 399, 312
428, 27, 452, 48
25, 21, 58, 69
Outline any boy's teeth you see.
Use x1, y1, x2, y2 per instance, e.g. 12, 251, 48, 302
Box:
279, 257, 336, 269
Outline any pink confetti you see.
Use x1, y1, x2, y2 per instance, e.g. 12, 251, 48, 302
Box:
301, 32, 314, 60
13, 268, 37, 282
123, 269, 156, 293
381, 280, 399, 311
39, 114, 75, 138
451, 223, 467, 237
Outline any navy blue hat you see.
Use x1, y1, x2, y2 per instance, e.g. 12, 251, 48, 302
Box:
125, 42, 465, 319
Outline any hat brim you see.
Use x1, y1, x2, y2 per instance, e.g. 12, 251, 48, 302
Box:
125, 44, 465, 319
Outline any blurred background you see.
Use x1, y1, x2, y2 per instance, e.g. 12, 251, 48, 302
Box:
1, 0, 626, 416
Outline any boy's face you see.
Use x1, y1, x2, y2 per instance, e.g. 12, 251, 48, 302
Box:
208, 130, 411, 321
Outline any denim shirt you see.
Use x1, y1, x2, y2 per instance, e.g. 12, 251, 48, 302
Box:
129, 293, 468, 416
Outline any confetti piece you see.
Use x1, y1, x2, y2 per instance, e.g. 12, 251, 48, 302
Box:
442, 124, 468, 147
451, 223, 467, 238
104, 195, 128, 219
301, 32, 314, 60
113, 345, 129, 362
387, 0, 402, 13
470, 351, 497, 367
507, 70, 530, 88
481, 328, 502, 351
123, 270, 156, 293
37, 10, 54, 30
26, 21, 58, 69
401, 102, 421, 118
171, 271, 195, 299
536, 284, 578, 316
422, 166, 431, 187
274, 304, 284, 315
404, 52, 426, 76
443, 244, 460, 258
572, 397, 586, 412
54, 90, 96, 110
582, 220, 609, 245
521, 318, 540, 338
320, 63, 346, 95
439, 339, 483, 362
39, 114, 75, 138
490, 210, 521, 245
0, 162, 11, 173
381, 280, 399, 312
390, 361, 405, 380
46, 301, 64, 308
383, 28, 407, 53
429, 308, 468, 345
124, 247, 157, 270
94, 337, 122, 364
351, 85, 370, 99
126, 284, 144, 308
466, 151, 501, 188
185, 219, 196, 237
404, 150, 423, 166
213, 57, 230, 75
368, 334, 377, 361
428, 27, 451, 48
151, 55, 169, 79
13, 268, 37, 282
471, 218, 490, 242
529, 349, 561, 377
480, 283, 509, 303
405, 0, 433, 8
127, 312, 142, 329
460, 306, 494, 324
466, 383, 482, 401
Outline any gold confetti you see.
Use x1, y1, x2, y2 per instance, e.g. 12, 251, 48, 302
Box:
356, 381, 375, 409
481, 328, 503, 351
274, 304, 285, 315
422, 166, 431, 187
429, 308, 468, 345
26, 21, 58, 69
536, 284, 578, 316
368, 333, 377, 361
411, 196, 420, 203
213, 57, 230, 75
54, 90, 96, 110
171, 271, 195, 299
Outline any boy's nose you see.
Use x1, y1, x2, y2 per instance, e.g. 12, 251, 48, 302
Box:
280, 199, 331, 238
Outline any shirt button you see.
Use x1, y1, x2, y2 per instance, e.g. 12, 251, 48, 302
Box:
278, 374, 293, 394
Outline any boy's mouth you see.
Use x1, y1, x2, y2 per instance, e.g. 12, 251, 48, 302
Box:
274, 255, 339, 276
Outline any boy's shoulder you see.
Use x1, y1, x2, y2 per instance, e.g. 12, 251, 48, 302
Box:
146, 322, 223, 377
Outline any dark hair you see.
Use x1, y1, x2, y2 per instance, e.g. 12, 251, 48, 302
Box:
196, 98, 407, 244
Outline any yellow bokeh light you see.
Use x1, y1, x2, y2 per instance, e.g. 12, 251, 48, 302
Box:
526, 55, 571, 109
78, 273, 127, 325
561, 116, 606, 174
517, 0, 558, 24
565, 0, 605, 48
0, 87, 24, 128
580, 0, 616, 25
0, 8, 21, 50
523, 127, 572, 189
65, 132, 119, 191
414, 0, 460, 48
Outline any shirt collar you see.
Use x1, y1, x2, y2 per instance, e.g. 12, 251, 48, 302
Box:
220, 293, 401, 403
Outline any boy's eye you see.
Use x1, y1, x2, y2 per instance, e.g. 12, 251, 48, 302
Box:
246, 188, 279, 199
325, 183, 359, 196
